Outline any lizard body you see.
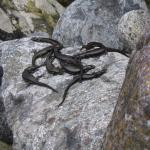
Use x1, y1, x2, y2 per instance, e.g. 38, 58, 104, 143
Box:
22, 65, 57, 93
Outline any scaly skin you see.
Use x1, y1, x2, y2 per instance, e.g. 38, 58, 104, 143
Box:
22, 65, 58, 93
32, 46, 53, 66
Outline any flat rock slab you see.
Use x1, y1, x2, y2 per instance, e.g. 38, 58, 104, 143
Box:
1, 38, 128, 149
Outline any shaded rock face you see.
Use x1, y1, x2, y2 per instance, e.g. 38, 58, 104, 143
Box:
56, 0, 75, 7
0, 97, 13, 145
1, 38, 128, 149
102, 35, 150, 149
119, 0, 148, 13
118, 10, 150, 51
52, 0, 147, 48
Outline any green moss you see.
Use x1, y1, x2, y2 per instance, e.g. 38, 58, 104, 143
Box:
25, 0, 42, 14
25, 0, 59, 35
0, 141, 12, 150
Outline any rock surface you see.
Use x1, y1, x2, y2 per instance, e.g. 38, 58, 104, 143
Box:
102, 35, 150, 149
53, 0, 123, 48
52, 0, 147, 48
0, 0, 65, 36
119, 0, 148, 13
1, 37, 128, 149
118, 9, 150, 51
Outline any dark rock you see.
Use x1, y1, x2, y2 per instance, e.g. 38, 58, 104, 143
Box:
102, 34, 150, 149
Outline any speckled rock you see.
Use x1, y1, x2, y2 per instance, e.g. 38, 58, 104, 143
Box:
0, 8, 15, 32
52, 0, 147, 48
52, 0, 123, 48
102, 34, 150, 150
118, 9, 150, 51
1, 37, 128, 150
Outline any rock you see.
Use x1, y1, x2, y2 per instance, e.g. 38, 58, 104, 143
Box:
119, 0, 148, 13
0, 65, 13, 145
0, 0, 65, 36
52, 0, 147, 48
118, 9, 150, 51
52, 0, 123, 48
102, 34, 150, 149
1, 37, 128, 149
0, 97, 13, 145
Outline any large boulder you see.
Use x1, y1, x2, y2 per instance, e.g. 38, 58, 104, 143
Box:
118, 9, 150, 51
52, 0, 147, 48
1, 37, 128, 149
102, 34, 150, 149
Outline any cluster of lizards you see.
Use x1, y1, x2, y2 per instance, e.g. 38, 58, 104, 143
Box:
22, 37, 130, 106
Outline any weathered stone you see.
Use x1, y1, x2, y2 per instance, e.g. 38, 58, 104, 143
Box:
1, 37, 128, 149
53, 0, 123, 48
0, 0, 65, 36
119, 0, 148, 13
0, 97, 13, 145
118, 9, 150, 51
52, 0, 147, 48
102, 34, 150, 150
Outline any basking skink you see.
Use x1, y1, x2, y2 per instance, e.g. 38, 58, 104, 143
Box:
60, 61, 95, 75
32, 46, 54, 66
45, 53, 64, 75
58, 67, 107, 106
81, 42, 106, 51
75, 47, 107, 59
54, 47, 84, 81
22, 65, 58, 93
31, 37, 63, 49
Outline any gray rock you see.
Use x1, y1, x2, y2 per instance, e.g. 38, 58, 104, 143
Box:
1, 38, 128, 149
53, 0, 123, 48
118, 9, 150, 51
52, 0, 147, 48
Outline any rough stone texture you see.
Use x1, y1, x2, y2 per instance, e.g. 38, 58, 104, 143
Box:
52, 0, 147, 48
1, 38, 128, 150
53, 0, 123, 48
0, 8, 14, 32
102, 35, 150, 149
119, 0, 148, 13
118, 9, 150, 51
0, 97, 13, 145
0, 0, 65, 36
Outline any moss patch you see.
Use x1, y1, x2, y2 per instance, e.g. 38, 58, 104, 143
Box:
0, 141, 12, 150
25, 0, 59, 35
